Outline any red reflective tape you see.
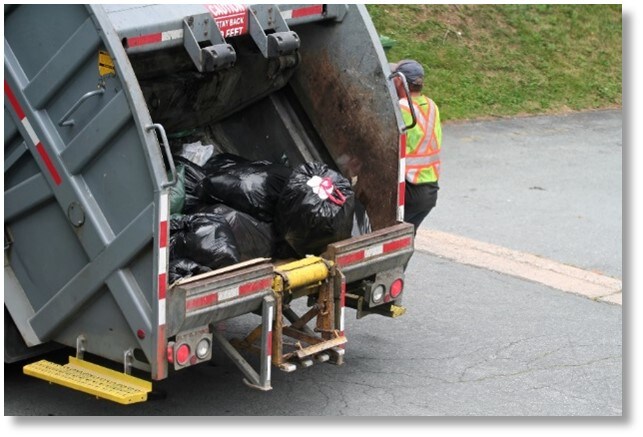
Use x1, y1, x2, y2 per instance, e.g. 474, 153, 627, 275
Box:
239, 277, 272, 296
159, 221, 168, 248
266, 331, 272, 357
127, 33, 162, 48
292, 4, 323, 18
186, 293, 219, 311
158, 273, 167, 300
398, 181, 405, 206
338, 238, 411, 267
4, 81, 25, 120
383, 237, 412, 253
186, 277, 271, 312
336, 250, 365, 267
8, 81, 64, 186
36, 143, 62, 185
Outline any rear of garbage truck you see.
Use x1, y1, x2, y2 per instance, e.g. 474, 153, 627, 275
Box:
4, 4, 414, 403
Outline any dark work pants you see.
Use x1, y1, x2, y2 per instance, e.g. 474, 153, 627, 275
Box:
404, 181, 439, 234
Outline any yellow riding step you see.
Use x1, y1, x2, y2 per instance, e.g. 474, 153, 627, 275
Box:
23, 356, 152, 405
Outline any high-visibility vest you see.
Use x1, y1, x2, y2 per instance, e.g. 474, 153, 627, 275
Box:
400, 95, 442, 184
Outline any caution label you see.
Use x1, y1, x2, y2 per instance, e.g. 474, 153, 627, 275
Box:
205, 4, 249, 38
98, 50, 116, 77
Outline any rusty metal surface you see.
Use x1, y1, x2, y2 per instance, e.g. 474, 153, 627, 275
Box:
289, 6, 401, 230
235, 270, 346, 371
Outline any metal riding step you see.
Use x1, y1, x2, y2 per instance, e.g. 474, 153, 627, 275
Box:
23, 356, 152, 405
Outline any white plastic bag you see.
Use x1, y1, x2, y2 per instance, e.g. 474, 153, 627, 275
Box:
178, 141, 215, 167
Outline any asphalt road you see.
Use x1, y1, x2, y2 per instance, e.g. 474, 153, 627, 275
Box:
3, 110, 623, 418
428, 109, 622, 278
3, 250, 622, 416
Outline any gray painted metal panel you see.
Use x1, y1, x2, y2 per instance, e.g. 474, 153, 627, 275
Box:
55, 286, 153, 373
4, 141, 28, 174
3, 111, 41, 191
60, 92, 131, 174
82, 124, 155, 235
104, 4, 209, 35
4, 4, 169, 377
4, 174, 53, 222
4, 257, 40, 346
104, 4, 341, 55
23, 18, 102, 110
4, 107, 18, 144
8, 200, 90, 310
28, 204, 154, 340
4, 4, 89, 80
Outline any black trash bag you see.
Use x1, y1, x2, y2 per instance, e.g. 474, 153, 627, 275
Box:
351, 199, 372, 236
168, 258, 211, 284
198, 154, 292, 222
173, 156, 207, 214
169, 213, 240, 270
275, 162, 355, 257
203, 152, 250, 172
197, 204, 275, 261
273, 239, 300, 260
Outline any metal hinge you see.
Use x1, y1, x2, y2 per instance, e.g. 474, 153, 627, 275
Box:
183, 14, 236, 73
248, 5, 300, 58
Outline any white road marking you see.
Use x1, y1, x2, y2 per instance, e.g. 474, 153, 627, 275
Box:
415, 229, 622, 305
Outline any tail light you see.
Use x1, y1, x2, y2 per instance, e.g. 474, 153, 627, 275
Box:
169, 327, 213, 370
389, 279, 403, 299
176, 344, 191, 366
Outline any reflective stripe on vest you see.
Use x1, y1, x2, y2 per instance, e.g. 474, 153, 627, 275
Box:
400, 96, 440, 184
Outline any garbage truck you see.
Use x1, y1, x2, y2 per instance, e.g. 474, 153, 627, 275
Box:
4, 3, 417, 404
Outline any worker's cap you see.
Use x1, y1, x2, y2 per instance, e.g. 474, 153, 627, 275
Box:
392, 59, 424, 86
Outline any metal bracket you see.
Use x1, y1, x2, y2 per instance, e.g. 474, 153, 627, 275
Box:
76, 335, 86, 360
213, 295, 274, 391
183, 14, 236, 73
123, 349, 134, 375
248, 6, 300, 58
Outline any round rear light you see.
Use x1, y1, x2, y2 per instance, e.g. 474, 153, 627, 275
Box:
196, 338, 211, 359
389, 279, 404, 299
176, 343, 191, 365
372, 284, 386, 303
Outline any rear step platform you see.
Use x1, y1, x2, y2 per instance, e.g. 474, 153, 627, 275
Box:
23, 356, 152, 404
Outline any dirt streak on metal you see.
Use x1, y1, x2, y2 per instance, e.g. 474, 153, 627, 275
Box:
299, 50, 398, 230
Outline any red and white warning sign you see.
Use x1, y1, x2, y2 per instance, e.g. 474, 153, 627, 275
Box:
205, 4, 249, 38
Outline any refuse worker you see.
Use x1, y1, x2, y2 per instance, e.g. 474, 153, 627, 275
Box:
391, 59, 442, 235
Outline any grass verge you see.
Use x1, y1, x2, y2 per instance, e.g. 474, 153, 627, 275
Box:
367, 4, 622, 121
